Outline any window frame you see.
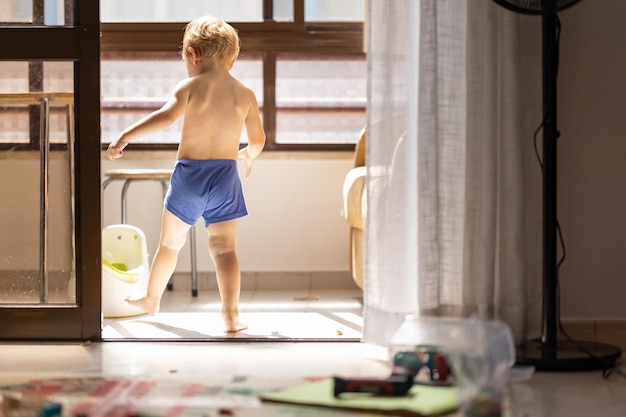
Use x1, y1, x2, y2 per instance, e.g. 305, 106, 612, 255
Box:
99, 0, 365, 152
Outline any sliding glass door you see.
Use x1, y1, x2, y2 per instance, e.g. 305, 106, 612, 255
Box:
0, 0, 101, 339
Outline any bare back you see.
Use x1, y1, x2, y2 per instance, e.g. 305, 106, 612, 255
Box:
177, 68, 255, 161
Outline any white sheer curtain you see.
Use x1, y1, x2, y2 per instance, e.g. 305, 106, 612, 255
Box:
363, 0, 544, 346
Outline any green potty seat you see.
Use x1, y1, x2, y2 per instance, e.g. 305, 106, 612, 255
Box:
102, 259, 141, 284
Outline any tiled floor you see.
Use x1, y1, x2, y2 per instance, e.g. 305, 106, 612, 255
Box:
1, 290, 626, 416
103, 289, 365, 340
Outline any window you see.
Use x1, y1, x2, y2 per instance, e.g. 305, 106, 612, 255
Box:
0, 0, 75, 151
101, 0, 293, 23
100, 0, 365, 151
0, 61, 74, 148
1, 0, 72, 26
305, 0, 364, 22
275, 54, 366, 144
101, 52, 263, 144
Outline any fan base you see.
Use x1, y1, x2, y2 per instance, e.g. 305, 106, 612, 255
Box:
516, 339, 622, 371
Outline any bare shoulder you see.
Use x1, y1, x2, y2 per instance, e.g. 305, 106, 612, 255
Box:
233, 77, 258, 102
172, 77, 195, 97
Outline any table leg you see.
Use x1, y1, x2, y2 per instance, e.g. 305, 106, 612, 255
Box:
120, 179, 131, 224
39, 98, 50, 303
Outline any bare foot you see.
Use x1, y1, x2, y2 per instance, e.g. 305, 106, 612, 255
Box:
125, 296, 160, 315
222, 312, 248, 333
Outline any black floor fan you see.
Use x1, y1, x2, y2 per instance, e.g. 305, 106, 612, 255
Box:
491, 0, 622, 371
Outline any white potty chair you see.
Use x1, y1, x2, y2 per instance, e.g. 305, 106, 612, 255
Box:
102, 224, 150, 318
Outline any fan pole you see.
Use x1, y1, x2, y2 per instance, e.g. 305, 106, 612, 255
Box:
515, 0, 622, 371
541, 5, 559, 354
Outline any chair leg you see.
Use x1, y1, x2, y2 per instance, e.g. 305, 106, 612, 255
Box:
160, 179, 175, 292
189, 225, 198, 297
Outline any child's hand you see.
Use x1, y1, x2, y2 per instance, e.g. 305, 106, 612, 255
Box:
238, 147, 254, 179
106, 138, 127, 161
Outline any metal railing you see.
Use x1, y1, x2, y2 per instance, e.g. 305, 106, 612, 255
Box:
0, 92, 74, 303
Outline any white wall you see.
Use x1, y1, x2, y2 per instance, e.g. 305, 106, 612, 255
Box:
101, 152, 354, 274
558, 1, 626, 319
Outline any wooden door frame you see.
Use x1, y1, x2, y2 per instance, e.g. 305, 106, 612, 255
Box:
0, 0, 102, 340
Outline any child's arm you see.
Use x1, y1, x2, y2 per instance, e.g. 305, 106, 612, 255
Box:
107, 80, 190, 160
238, 91, 266, 179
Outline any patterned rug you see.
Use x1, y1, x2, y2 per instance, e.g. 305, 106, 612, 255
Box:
0, 376, 378, 417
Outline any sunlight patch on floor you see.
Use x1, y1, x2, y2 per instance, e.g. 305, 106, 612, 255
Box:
102, 289, 364, 340
102, 311, 363, 340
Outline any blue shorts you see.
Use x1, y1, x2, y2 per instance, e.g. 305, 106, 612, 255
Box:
164, 159, 248, 227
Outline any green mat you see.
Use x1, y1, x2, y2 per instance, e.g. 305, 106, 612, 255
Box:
261, 378, 458, 417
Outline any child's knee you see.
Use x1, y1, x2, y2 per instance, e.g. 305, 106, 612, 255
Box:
160, 235, 187, 252
209, 243, 236, 260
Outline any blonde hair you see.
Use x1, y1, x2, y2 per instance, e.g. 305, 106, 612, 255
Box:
182, 15, 240, 67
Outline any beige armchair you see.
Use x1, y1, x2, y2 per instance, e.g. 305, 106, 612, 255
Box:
342, 126, 367, 289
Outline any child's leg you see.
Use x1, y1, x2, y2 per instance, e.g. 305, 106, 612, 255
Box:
207, 219, 247, 333
126, 208, 190, 314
